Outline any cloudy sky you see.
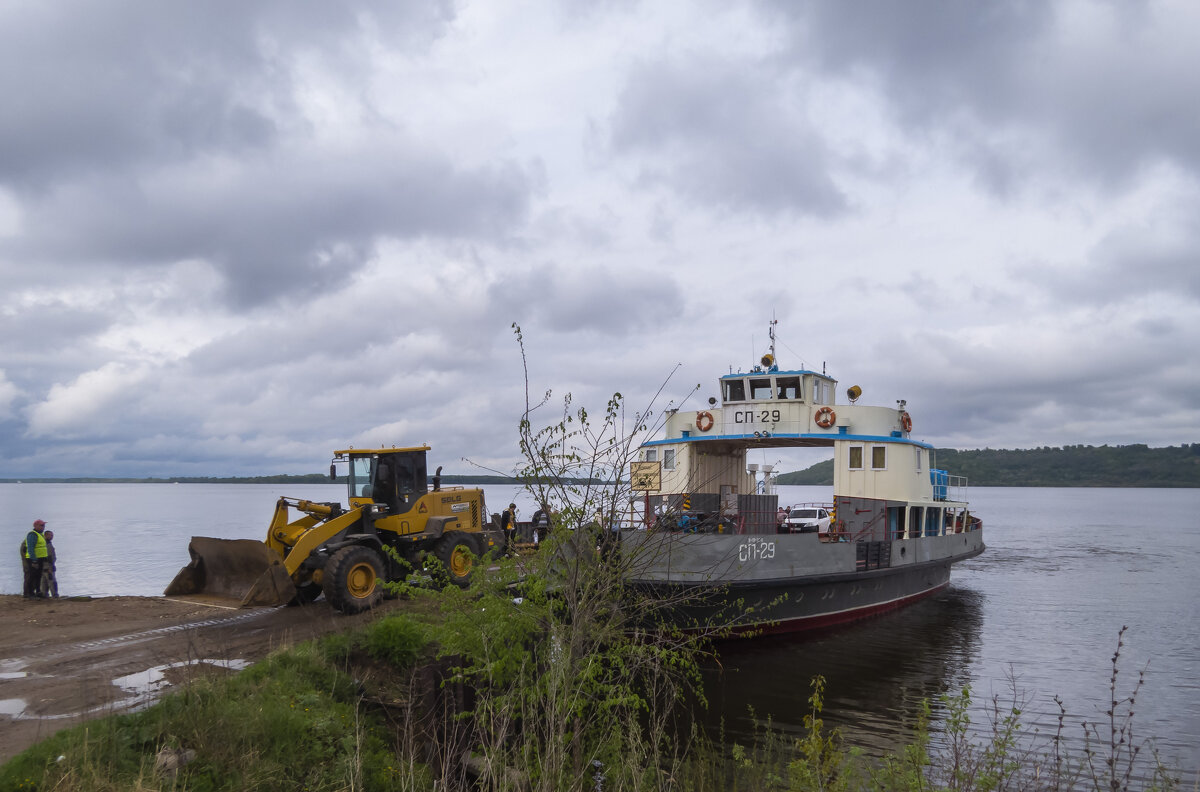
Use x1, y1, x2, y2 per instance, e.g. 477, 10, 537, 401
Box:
2, 0, 1198, 478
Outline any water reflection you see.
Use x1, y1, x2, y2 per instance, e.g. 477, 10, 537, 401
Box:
0, 659, 251, 722
701, 585, 983, 757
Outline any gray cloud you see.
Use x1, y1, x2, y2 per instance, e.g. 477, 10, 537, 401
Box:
1088, 224, 1200, 302
0, 1, 455, 185
608, 56, 845, 216
0, 0, 535, 309
1004, 202, 1200, 308
491, 264, 684, 336
758, 0, 1200, 190
6, 148, 536, 307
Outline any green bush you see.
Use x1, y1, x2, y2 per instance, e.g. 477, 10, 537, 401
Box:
363, 614, 429, 668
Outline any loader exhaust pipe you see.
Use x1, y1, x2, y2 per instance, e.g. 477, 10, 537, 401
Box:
164, 537, 297, 607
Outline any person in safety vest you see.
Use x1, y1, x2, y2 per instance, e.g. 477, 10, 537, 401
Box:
500, 504, 517, 550
22, 519, 49, 599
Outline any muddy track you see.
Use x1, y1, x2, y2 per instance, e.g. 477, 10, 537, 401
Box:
0, 594, 402, 763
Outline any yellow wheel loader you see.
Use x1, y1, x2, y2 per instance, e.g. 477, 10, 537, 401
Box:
164, 446, 505, 613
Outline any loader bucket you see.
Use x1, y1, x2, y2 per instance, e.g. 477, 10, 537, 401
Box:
164, 537, 297, 607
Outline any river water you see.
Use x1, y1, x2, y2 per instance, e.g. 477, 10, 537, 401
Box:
2, 482, 1198, 776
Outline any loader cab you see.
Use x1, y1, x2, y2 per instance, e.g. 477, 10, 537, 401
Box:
338, 446, 430, 515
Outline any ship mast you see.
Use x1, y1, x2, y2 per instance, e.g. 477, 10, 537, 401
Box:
766, 317, 778, 368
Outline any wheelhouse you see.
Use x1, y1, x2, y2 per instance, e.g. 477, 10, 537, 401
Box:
719, 368, 837, 406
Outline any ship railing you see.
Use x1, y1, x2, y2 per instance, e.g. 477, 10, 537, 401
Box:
930, 470, 970, 503
784, 501, 835, 511
841, 509, 887, 543
628, 504, 813, 536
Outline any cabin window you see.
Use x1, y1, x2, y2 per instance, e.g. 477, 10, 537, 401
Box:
393, 455, 416, 496
872, 446, 887, 469
813, 379, 832, 405
848, 446, 863, 469
750, 378, 773, 400
915, 447, 923, 472
645, 449, 657, 462
776, 376, 800, 400
724, 379, 746, 402
350, 457, 373, 498
663, 449, 676, 470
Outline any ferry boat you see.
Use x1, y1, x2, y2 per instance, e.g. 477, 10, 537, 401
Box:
622, 323, 984, 634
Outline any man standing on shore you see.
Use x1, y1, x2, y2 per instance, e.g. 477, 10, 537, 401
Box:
41, 529, 59, 598
19, 533, 31, 592
22, 519, 49, 599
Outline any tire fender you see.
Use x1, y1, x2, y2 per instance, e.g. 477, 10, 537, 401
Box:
424, 516, 455, 539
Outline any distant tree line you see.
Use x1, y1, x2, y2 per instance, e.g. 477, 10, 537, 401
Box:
775, 444, 1200, 488
0, 474, 341, 485
11, 445, 1199, 488
0, 474, 586, 485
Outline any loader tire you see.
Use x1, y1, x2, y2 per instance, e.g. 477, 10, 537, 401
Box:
434, 532, 477, 589
323, 545, 384, 614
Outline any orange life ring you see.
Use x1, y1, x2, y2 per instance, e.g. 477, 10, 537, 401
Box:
900, 411, 912, 433
696, 411, 714, 432
814, 406, 836, 429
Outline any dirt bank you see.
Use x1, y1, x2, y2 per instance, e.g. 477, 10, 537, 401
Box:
0, 594, 404, 763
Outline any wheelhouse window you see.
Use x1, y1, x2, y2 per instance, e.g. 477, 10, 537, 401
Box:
663, 449, 676, 470
872, 446, 887, 470
848, 446, 863, 469
723, 379, 746, 402
776, 376, 801, 400
750, 378, 773, 400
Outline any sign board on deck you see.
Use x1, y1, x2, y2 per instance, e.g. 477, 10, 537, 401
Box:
630, 461, 661, 492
